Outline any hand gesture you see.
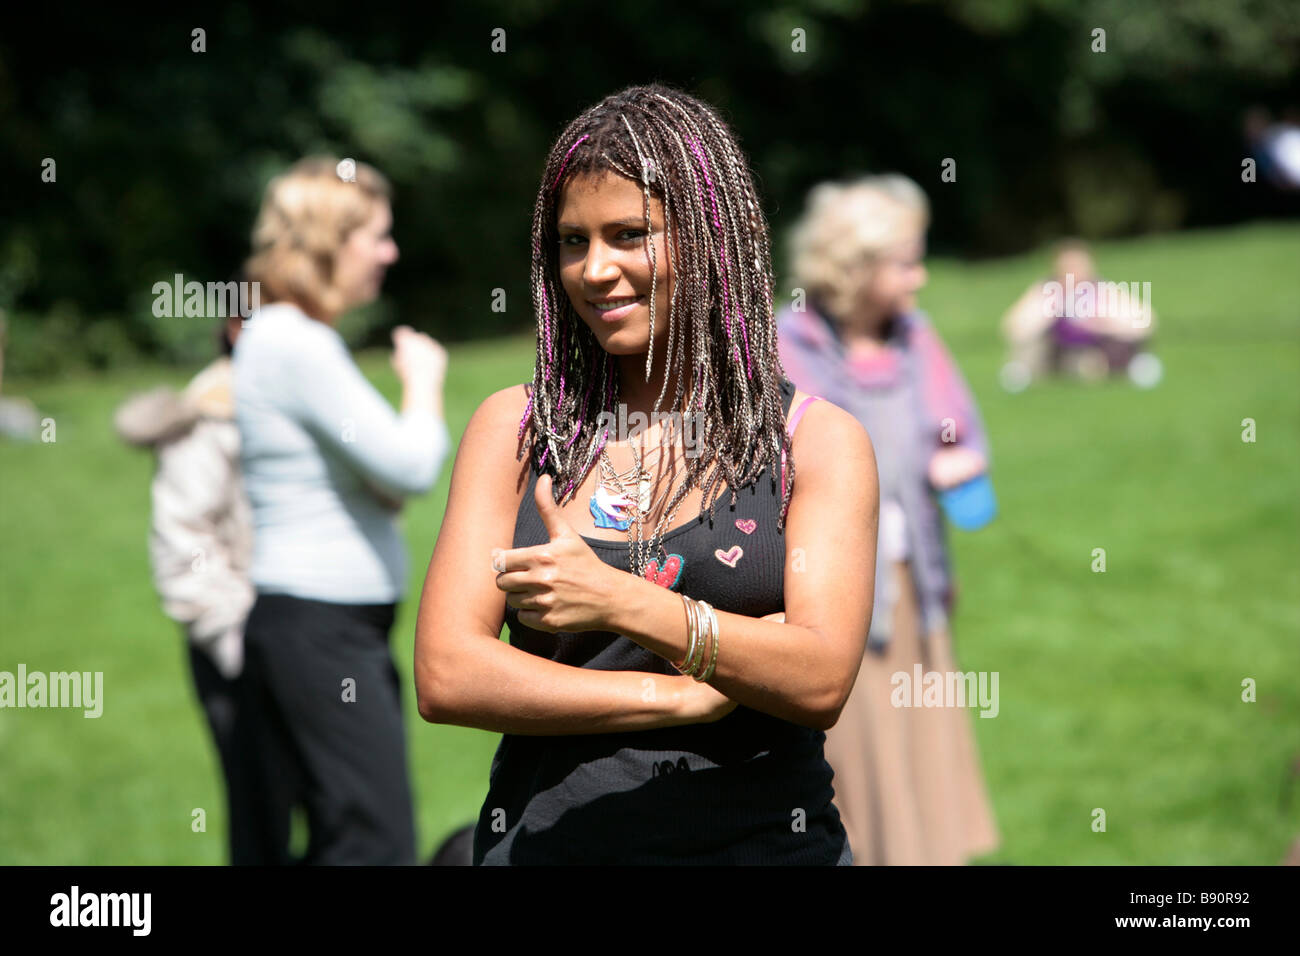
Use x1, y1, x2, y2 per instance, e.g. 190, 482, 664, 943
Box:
391, 325, 447, 386
492, 474, 618, 633
927, 446, 986, 491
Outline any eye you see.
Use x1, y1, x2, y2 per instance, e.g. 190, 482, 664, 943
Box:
559, 234, 586, 246
618, 229, 647, 241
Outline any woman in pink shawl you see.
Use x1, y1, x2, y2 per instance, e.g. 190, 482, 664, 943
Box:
777, 174, 1000, 865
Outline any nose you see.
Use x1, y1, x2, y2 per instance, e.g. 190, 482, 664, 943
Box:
383, 240, 399, 265
583, 239, 620, 289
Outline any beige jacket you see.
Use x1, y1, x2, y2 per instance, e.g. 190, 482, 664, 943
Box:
115, 358, 254, 678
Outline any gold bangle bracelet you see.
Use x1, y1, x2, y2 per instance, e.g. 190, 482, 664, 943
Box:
693, 600, 716, 682
700, 602, 720, 682
675, 594, 697, 674
697, 600, 713, 681
684, 597, 705, 676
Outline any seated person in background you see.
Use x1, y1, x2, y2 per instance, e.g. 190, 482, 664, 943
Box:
1000, 239, 1159, 390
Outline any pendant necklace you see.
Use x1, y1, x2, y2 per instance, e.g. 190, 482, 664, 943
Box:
590, 453, 648, 530
590, 436, 687, 580
590, 440, 675, 529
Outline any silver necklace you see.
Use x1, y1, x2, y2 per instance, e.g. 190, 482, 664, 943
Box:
592, 431, 688, 579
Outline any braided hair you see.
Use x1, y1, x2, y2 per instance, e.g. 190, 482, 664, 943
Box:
519, 83, 797, 534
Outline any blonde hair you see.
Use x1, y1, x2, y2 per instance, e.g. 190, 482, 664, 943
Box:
788, 173, 930, 320
243, 157, 392, 320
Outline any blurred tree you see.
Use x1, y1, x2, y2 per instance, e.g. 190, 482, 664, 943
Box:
1, 0, 1296, 372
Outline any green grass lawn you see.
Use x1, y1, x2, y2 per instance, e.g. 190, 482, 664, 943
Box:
2, 221, 1297, 864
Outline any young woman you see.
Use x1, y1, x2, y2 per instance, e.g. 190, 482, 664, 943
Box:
779, 173, 1001, 865
231, 157, 450, 864
414, 84, 878, 865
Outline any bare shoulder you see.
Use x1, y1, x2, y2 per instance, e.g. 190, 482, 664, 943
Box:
788, 389, 875, 477
461, 382, 534, 503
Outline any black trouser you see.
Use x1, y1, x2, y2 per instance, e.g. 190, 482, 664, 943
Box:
186, 639, 240, 832
229, 592, 416, 865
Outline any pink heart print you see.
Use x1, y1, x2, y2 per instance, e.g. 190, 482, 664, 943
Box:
734, 519, 757, 535
714, 546, 743, 568
643, 553, 685, 590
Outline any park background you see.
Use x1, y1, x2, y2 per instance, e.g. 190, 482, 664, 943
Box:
1, 0, 1297, 863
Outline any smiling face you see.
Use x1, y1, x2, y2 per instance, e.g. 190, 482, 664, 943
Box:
556, 171, 674, 357
333, 200, 399, 316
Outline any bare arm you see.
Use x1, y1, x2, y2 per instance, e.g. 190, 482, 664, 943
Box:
1003, 282, 1055, 342
603, 402, 879, 730
413, 385, 729, 735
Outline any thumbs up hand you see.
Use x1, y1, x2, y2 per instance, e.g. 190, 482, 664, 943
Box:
492, 473, 619, 634
533, 471, 580, 542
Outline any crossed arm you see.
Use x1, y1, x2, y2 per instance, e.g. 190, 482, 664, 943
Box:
413, 385, 878, 735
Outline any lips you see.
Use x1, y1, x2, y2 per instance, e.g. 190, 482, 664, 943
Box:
589, 295, 645, 321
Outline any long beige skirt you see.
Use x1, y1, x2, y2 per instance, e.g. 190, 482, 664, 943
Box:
824, 560, 1001, 865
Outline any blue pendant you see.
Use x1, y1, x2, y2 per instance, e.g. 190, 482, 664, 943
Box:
590, 484, 636, 530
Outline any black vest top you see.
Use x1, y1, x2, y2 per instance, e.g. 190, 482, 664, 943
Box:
473, 377, 850, 864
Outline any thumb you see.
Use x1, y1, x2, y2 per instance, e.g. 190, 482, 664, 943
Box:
535, 473, 573, 540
